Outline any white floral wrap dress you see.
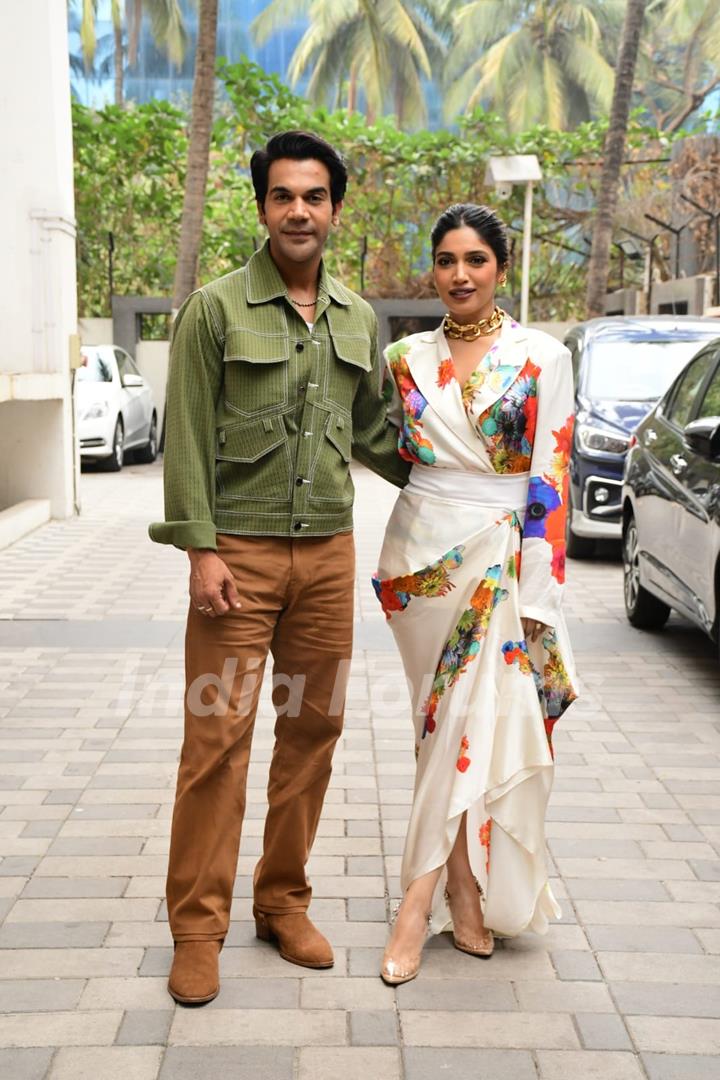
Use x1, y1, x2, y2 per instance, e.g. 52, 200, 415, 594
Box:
373, 315, 578, 937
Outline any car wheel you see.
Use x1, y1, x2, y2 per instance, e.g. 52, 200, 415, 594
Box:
565, 494, 595, 559
135, 413, 158, 464
622, 514, 670, 630
101, 417, 124, 472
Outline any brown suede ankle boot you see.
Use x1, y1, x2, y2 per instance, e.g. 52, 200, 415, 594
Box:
168, 940, 222, 1005
254, 908, 333, 969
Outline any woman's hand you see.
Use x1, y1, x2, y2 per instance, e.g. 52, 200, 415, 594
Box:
521, 617, 547, 644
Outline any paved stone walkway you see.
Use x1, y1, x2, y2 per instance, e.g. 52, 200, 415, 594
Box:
0, 460, 719, 1080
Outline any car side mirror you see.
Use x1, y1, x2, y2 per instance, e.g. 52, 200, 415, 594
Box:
683, 416, 720, 461
121, 373, 144, 388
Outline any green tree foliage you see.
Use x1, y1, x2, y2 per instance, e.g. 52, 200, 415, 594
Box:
446, 1, 624, 131
251, 0, 447, 127
73, 56, 670, 320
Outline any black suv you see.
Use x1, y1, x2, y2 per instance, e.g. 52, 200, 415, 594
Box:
622, 337, 720, 656
564, 317, 720, 557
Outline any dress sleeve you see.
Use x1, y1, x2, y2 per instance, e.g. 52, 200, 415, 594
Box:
518, 342, 575, 629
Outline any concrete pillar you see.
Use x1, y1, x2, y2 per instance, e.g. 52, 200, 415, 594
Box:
0, 2, 79, 524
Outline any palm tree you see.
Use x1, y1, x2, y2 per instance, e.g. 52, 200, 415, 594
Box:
79, 0, 125, 105
445, 0, 624, 130
74, 0, 189, 107
173, 0, 218, 309
642, 0, 720, 131
586, 0, 649, 317
251, 0, 447, 127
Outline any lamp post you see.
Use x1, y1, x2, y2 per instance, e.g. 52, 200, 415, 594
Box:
485, 155, 543, 325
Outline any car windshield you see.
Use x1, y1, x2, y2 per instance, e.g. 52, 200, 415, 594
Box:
77, 351, 113, 383
585, 338, 716, 401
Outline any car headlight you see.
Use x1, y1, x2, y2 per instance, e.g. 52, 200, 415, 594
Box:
576, 423, 629, 455
82, 401, 109, 420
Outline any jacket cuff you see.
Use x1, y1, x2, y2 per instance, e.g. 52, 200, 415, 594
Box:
517, 603, 557, 631
148, 520, 218, 551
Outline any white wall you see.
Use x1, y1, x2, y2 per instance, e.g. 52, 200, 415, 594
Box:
136, 341, 170, 426
0, 2, 78, 521
79, 318, 114, 345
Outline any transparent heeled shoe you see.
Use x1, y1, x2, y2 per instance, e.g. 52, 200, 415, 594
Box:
444, 878, 494, 958
380, 904, 432, 986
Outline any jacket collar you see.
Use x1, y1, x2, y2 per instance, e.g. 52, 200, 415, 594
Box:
245, 238, 352, 308
404, 315, 530, 458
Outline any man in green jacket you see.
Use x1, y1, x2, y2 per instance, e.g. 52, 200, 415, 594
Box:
150, 130, 409, 1005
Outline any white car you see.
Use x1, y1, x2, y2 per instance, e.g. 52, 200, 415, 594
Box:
76, 345, 157, 470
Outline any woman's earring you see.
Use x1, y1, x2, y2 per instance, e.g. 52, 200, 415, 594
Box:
498, 272, 507, 287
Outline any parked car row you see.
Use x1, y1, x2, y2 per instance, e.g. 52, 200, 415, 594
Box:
75, 345, 157, 471
562, 316, 720, 661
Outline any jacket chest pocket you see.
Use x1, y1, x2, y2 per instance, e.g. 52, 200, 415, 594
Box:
323, 334, 372, 414
216, 416, 292, 503
309, 412, 354, 506
222, 328, 289, 418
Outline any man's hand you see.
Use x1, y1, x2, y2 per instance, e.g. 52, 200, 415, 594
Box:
188, 549, 242, 618
521, 617, 547, 644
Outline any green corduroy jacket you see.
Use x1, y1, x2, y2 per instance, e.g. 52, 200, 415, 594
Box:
149, 240, 410, 550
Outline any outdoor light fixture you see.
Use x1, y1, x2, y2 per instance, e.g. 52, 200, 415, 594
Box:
485, 155, 543, 325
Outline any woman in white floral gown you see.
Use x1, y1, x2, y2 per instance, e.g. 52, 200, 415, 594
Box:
373, 205, 577, 985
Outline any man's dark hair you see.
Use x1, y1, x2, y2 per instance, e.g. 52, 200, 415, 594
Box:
250, 130, 348, 209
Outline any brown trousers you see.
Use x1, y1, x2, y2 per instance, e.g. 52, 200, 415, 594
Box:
166, 532, 355, 941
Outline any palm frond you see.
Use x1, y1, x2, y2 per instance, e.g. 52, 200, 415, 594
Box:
81, 0, 98, 67
251, 0, 315, 46
562, 34, 615, 113
452, 0, 518, 46
147, 0, 189, 68
542, 54, 565, 129
379, 0, 432, 76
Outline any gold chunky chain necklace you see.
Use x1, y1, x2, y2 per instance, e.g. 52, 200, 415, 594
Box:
443, 306, 505, 341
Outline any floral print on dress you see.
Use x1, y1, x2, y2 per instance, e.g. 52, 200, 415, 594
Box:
437, 358, 455, 388
541, 630, 577, 756
456, 735, 471, 772
386, 340, 436, 465
524, 415, 574, 584
475, 359, 541, 473
501, 639, 535, 677
372, 546, 465, 620
421, 564, 509, 738
479, 818, 493, 874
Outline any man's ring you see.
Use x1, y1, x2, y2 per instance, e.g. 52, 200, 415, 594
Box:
197, 605, 212, 613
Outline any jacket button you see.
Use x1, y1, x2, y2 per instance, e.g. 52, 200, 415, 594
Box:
296, 342, 304, 352
293, 522, 302, 531
296, 477, 304, 486
298, 384, 306, 392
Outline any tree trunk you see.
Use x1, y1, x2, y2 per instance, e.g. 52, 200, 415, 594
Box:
172, 0, 219, 310
128, 0, 143, 68
585, 0, 648, 318
113, 16, 124, 107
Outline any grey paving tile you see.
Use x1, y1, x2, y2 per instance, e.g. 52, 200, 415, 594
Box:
0, 1048, 54, 1080
397, 979, 516, 1011
346, 898, 387, 922
585, 926, 703, 954
115, 1009, 172, 1046
0, 979, 85, 1012
0, 920, 108, 946
404, 1047, 537, 1080
642, 1053, 720, 1079
349, 1010, 398, 1046
20, 877, 128, 898
576, 1013, 633, 1050
537, 1050, 645, 1079
160, 1045, 293, 1080
611, 982, 720, 1018
564, 879, 670, 901
689, 860, 720, 881
552, 951, 603, 981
